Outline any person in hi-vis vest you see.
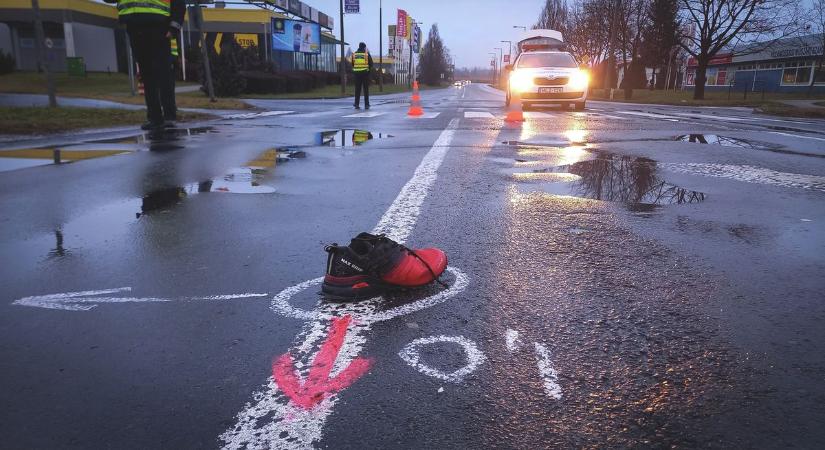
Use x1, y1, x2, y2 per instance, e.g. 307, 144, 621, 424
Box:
351, 42, 374, 109
105, 0, 185, 130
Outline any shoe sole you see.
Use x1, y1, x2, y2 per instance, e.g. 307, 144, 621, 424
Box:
321, 281, 384, 301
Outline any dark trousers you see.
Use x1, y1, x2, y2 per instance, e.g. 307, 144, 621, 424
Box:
354, 72, 370, 107
127, 23, 176, 123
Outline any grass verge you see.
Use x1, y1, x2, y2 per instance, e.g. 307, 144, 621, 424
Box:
588, 88, 825, 108
0, 106, 214, 135
0, 72, 252, 110
755, 104, 825, 119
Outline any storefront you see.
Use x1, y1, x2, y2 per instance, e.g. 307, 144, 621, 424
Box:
684, 33, 825, 93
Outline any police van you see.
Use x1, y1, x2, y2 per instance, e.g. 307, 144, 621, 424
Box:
505, 29, 589, 110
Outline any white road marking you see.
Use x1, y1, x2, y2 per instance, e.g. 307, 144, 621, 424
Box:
534, 343, 562, 400
663, 163, 825, 192
12, 287, 268, 311
289, 111, 338, 118
343, 111, 386, 118
614, 110, 680, 122
523, 111, 558, 119
226, 111, 294, 119
505, 329, 522, 352
771, 131, 825, 142
594, 113, 627, 120
670, 112, 749, 122
220, 118, 463, 450
408, 112, 441, 119
464, 111, 495, 119
398, 335, 487, 383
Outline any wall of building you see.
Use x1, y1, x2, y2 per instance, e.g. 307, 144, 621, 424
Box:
70, 22, 117, 72
0, 23, 12, 56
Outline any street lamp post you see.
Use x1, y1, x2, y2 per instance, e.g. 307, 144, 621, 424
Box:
488, 52, 497, 85
379, 0, 383, 92
513, 25, 527, 32
339, 0, 346, 95
494, 47, 503, 86
501, 40, 512, 65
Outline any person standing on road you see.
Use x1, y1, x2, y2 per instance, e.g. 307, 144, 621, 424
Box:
105, 0, 185, 130
351, 42, 373, 110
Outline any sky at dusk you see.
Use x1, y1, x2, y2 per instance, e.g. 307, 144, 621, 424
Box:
257, 0, 548, 68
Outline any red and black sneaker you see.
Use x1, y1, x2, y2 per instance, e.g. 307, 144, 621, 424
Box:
321, 232, 448, 300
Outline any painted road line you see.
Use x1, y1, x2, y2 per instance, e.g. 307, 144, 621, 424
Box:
663, 163, 825, 192
534, 343, 562, 400
220, 118, 464, 450
771, 131, 825, 142
12, 287, 268, 311
398, 335, 487, 383
343, 111, 387, 118
226, 111, 294, 119
408, 112, 441, 119
290, 111, 340, 118
614, 110, 680, 122
464, 111, 495, 119
505, 329, 522, 352
593, 113, 627, 120
523, 111, 559, 119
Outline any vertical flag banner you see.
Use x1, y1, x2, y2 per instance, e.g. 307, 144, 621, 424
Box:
396, 10, 407, 38
406, 15, 413, 40
413, 26, 421, 53
388, 25, 396, 55
344, 0, 359, 14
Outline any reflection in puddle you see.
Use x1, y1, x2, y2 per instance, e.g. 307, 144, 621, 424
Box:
0, 127, 216, 173
515, 151, 706, 209
316, 129, 393, 147
676, 134, 758, 148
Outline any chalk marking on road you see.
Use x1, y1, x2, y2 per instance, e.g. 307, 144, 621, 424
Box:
771, 131, 825, 142
614, 110, 680, 122
398, 335, 487, 383
663, 163, 825, 192
342, 111, 386, 118
464, 111, 495, 119
220, 118, 463, 450
11, 288, 268, 311
534, 343, 562, 400
226, 111, 294, 119
505, 329, 522, 352
407, 112, 441, 119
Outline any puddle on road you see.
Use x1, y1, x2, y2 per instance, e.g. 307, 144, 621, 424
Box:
511, 150, 706, 209
316, 129, 393, 147
0, 126, 216, 173
675, 134, 760, 147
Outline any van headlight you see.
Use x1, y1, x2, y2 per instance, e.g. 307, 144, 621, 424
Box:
510, 71, 534, 93
569, 70, 590, 90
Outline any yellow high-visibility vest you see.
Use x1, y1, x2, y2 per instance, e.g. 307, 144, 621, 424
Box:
117, 0, 170, 17
352, 51, 369, 72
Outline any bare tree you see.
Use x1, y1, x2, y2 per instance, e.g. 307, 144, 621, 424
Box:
806, 0, 825, 96
535, 0, 569, 31
565, 0, 611, 70
678, 0, 800, 100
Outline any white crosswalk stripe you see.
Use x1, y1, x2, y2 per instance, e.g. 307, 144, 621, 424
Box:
408, 112, 441, 119
614, 110, 680, 121
523, 111, 559, 119
464, 111, 495, 118
225, 111, 294, 119
343, 111, 386, 118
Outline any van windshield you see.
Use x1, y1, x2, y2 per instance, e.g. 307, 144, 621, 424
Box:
516, 53, 577, 69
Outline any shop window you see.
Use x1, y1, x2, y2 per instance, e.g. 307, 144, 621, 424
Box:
782, 66, 812, 85
814, 67, 825, 84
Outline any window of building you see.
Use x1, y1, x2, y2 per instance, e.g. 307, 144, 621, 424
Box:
782, 65, 812, 85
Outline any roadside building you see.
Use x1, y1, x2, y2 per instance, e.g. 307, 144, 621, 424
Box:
684, 33, 825, 94
0, 0, 123, 72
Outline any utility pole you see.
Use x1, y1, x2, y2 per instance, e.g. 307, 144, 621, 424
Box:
379, 0, 383, 92
191, 5, 215, 102
489, 52, 497, 85
339, 0, 346, 95
31, 0, 57, 107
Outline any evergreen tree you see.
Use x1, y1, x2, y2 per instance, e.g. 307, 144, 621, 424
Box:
640, 0, 679, 88
419, 24, 449, 86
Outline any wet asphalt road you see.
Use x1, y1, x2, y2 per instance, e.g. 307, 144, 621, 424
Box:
1, 84, 825, 449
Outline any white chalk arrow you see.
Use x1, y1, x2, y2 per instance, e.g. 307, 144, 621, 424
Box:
12, 287, 268, 311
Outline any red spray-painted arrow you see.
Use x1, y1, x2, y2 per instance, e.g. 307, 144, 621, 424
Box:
273, 315, 372, 409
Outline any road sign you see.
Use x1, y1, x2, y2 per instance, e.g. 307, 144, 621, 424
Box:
344, 0, 359, 14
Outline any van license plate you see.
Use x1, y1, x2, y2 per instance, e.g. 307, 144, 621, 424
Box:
539, 87, 563, 94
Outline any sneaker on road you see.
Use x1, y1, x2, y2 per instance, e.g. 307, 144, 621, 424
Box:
322, 232, 448, 299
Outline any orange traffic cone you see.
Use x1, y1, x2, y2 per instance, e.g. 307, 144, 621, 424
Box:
407, 80, 424, 116
505, 90, 524, 122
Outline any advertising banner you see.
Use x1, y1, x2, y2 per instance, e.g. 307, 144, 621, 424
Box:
301, 3, 310, 19
406, 15, 412, 39
396, 10, 407, 37
234, 34, 259, 48
412, 25, 420, 53
319, 12, 329, 28
288, 0, 301, 15
503, 54, 510, 63
388, 25, 396, 55
310, 7, 319, 23
272, 18, 321, 54
344, 0, 359, 14
274, 0, 287, 9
